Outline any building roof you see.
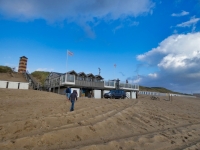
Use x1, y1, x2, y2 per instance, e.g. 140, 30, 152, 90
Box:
67, 70, 77, 75
20, 56, 28, 59
87, 73, 95, 77
51, 72, 63, 75
61, 70, 103, 78
48, 72, 63, 78
77, 72, 87, 76
94, 75, 104, 79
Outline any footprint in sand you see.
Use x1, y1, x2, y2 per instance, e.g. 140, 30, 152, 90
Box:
72, 135, 82, 141
76, 135, 82, 141
89, 126, 96, 132
78, 122, 83, 126
66, 119, 72, 123
14, 130, 22, 134
171, 140, 176, 144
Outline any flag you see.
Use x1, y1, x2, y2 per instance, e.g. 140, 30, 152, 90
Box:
114, 64, 116, 68
67, 50, 73, 56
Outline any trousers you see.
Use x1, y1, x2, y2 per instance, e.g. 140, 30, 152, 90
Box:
70, 100, 75, 111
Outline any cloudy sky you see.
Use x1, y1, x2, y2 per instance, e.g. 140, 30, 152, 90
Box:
0, 0, 200, 94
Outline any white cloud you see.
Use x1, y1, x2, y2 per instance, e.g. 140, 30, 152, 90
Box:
148, 73, 157, 78
36, 68, 54, 72
0, 0, 154, 37
137, 32, 200, 93
0, 0, 154, 22
133, 78, 141, 84
113, 24, 124, 33
129, 21, 139, 26
173, 29, 178, 34
171, 10, 189, 17
176, 17, 200, 28
3, 56, 11, 59
158, 54, 187, 69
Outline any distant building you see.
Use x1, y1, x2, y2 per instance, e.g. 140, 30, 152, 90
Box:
18, 56, 28, 73
193, 93, 200, 98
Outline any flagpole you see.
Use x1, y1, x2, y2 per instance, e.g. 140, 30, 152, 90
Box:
114, 64, 116, 79
66, 50, 68, 73
114, 65, 115, 79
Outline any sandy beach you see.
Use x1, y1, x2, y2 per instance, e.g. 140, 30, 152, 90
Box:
0, 88, 200, 150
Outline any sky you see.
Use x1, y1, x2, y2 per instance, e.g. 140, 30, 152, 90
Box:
0, 0, 200, 94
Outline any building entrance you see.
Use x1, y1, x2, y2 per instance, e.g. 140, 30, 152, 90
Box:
81, 88, 93, 98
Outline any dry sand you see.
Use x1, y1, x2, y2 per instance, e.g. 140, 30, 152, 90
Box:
0, 88, 200, 150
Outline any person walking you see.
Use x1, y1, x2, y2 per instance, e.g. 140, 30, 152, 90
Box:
65, 87, 71, 100
69, 90, 78, 111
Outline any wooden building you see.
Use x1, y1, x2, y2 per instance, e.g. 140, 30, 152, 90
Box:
44, 70, 139, 99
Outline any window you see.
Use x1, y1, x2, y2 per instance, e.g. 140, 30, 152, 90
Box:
67, 74, 74, 82
62, 75, 65, 82
77, 76, 84, 80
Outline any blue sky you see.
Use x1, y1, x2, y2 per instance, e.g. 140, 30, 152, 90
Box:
0, 0, 200, 94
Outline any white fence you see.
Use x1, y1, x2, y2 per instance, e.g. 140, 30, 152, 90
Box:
19, 82, 29, 89
139, 91, 196, 98
0, 80, 29, 90
0, 81, 7, 88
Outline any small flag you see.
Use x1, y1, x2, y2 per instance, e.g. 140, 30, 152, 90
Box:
114, 64, 116, 68
67, 50, 73, 56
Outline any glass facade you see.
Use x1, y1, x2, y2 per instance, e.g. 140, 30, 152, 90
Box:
105, 81, 115, 87
67, 74, 75, 82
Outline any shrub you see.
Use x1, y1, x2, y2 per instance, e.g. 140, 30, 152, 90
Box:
31, 71, 50, 85
0, 66, 13, 73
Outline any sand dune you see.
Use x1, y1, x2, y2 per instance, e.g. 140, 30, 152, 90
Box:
0, 73, 27, 82
0, 89, 200, 150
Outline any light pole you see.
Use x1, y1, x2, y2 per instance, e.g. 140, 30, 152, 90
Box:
98, 68, 101, 75
114, 64, 116, 79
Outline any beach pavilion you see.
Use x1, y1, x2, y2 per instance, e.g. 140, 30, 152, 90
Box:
44, 70, 139, 99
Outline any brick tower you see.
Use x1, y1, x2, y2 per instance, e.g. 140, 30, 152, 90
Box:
18, 56, 28, 73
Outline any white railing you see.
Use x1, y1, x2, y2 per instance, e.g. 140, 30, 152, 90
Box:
104, 80, 139, 90
104, 80, 115, 88
120, 83, 139, 90
75, 80, 104, 88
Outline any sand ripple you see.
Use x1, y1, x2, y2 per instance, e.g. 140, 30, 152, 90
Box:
0, 89, 200, 150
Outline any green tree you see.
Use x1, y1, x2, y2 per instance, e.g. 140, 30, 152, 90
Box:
31, 71, 50, 85
0, 66, 13, 73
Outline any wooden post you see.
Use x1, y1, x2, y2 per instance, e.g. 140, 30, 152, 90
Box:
58, 77, 60, 94
168, 93, 170, 101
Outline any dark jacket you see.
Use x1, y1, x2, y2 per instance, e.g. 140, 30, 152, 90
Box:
69, 91, 77, 101
66, 88, 71, 93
